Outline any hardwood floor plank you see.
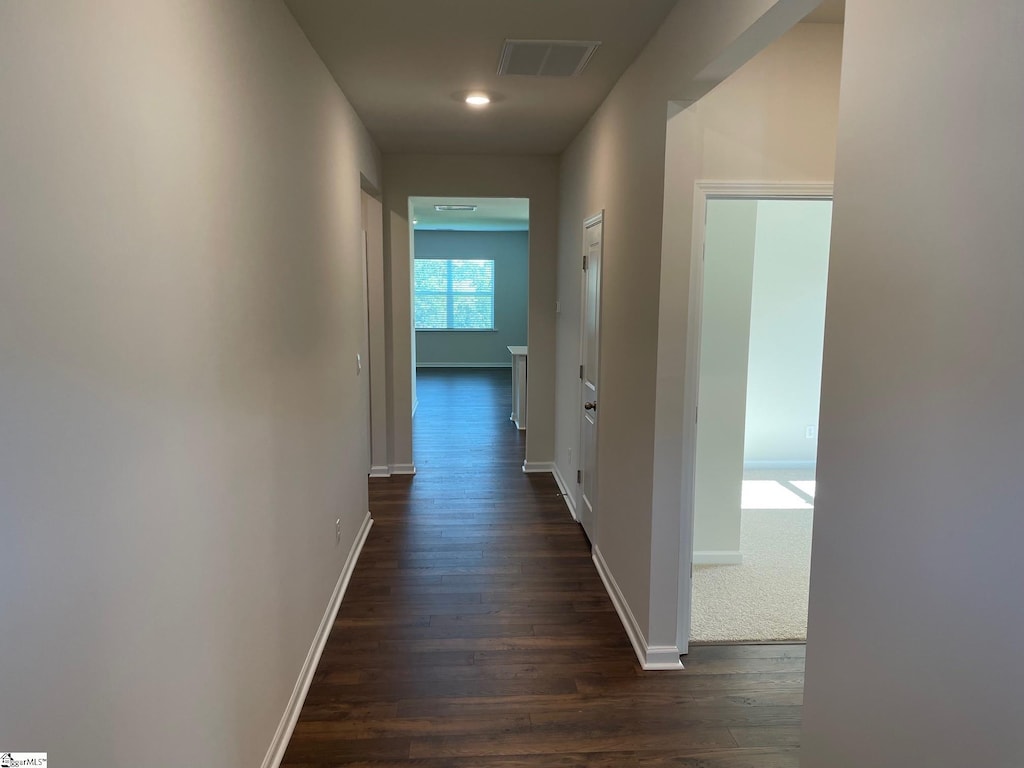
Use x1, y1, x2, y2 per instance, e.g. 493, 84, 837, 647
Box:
292, 713, 531, 739
282, 747, 800, 768
728, 725, 803, 748
281, 369, 804, 767
407, 727, 738, 759
282, 748, 800, 768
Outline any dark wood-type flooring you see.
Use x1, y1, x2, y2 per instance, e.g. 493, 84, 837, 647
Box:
283, 368, 804, 767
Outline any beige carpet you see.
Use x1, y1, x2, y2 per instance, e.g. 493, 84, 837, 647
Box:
691, 496, 814, 643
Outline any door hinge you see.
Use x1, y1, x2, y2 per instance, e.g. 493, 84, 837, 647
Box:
583, 254, 588, 271
577, 470, 581, 484
579, 364, 584, 379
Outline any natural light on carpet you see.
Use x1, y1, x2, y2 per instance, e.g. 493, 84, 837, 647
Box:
790, 480, 816, 498
741, 480, 813, 510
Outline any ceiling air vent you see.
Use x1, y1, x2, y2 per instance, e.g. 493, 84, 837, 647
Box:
497, 39, 601, 77
435, 205, 477, 212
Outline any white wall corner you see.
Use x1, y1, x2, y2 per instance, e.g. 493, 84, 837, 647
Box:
522, 461, 555, 474
592, 546, 684, 671
369, 466, 392, 478
692, 550, 743, 566
390, 464, 417, 475
551, 465, 579, 522
261, 511, 374, 768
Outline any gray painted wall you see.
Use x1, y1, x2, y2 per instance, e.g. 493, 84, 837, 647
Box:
802, 1, 1024, 765
414, 230, 528, 366
0, 1, 380, 764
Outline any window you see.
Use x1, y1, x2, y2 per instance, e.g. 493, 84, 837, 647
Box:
414, 259, 495, 330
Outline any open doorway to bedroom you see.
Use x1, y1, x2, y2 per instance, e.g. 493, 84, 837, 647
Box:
656, 13, 845, 658
689, 190, 832, 643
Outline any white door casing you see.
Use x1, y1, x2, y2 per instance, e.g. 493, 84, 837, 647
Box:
677, 181, 833, 653
578, 212, 604, 543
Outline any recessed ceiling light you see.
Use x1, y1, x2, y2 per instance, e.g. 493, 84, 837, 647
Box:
465, 93, 491, 107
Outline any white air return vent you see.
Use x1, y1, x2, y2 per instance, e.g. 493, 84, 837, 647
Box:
498, 39, 601, 77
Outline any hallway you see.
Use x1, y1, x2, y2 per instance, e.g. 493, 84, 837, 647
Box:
283, 368, 804, 766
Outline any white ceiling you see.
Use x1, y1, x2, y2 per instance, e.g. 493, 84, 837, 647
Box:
411, 197, 529, 231
284, 0, 679, 154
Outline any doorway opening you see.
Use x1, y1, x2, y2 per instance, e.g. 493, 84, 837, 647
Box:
361, 187, 388, 478
686, 186, 832, 644
408, 197, 530, 464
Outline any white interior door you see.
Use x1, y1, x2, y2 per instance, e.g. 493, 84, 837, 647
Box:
578, 212, 603, 542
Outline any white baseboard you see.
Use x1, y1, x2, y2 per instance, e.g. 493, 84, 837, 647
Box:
593, 546, 683, 671
743, 460, 816, 471
551, 464, 578, 522
369, 466, 391, 478
522, 461, 555, 474
416, 362, 512, 369
261, 510, 373, 768
390, 464, 417, 475
523, 463, 579, 523
693, 550, 743, 565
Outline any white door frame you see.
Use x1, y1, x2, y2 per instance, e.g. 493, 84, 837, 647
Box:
361, 188, 391, 478
577, 210, 604, 538
361, 230, 373, 474
677, 181, 833, 654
